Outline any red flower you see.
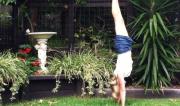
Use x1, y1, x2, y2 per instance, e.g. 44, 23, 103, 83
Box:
18, 49, 27, 54
24, 48, 32, 54
18, 48, 32, 54
31, 60, 40, 66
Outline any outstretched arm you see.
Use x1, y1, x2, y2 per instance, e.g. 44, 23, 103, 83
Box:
112, 0, 128, 36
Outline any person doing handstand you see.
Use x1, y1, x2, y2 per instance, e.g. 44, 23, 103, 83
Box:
110, 0, 133, 106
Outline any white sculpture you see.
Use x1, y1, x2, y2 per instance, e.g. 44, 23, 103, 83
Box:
26, 29, 57, 72
34, 39, 48, 71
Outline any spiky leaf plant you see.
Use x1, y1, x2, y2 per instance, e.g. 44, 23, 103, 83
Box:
129, 0, 180, 91
75, 0, 87, 5
48, 51, 113, 95
0, 0, 16, 5
0, 51, 30, 100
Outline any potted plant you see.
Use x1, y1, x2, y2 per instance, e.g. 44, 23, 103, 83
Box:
48, 50, 113, 96
0, 51, 30, 104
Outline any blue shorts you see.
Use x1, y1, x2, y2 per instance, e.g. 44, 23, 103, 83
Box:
114, 35, 133, 54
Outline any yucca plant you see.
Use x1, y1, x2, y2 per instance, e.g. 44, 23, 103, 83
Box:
129, 0, 180, 91
75, 0, 87, 5
0, 0, 16, 5
0, 51, 30, 100
48, 50, 113, 95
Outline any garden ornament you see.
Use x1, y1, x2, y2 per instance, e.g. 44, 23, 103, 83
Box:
26, 29, 57, 73
34, 39, 48, 71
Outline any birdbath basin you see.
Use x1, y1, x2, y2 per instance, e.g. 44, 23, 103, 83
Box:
28, 32, 57, 39
27, 32, 57, 72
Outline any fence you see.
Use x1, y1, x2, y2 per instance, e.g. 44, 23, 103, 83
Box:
0, 5, 13, 51
0, 0, 132, 50
25, 0, 131, 49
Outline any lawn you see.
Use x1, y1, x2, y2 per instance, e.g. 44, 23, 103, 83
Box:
4, 96, 180, 106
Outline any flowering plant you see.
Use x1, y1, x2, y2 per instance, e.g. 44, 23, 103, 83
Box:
17, 44, 41, 75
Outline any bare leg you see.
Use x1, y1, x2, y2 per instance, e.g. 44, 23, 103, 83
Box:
112, 0, 129, 36
117, 74, 126, 106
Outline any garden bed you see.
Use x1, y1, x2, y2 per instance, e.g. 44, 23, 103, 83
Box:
21, 75, 84, 100
1, 75, 180, 105
1, 83, 22, 104
1, 75, 84, 104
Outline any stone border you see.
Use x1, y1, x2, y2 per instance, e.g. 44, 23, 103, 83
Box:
94, 88, 180, 98
126, 88, 180, 98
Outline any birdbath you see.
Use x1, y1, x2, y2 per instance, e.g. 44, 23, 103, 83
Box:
27, 32, 57, 72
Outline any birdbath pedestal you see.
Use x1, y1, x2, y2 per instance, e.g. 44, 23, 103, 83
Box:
27, 32, 57, 72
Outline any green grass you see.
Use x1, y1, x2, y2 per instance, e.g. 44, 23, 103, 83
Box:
4, 96, 180, 106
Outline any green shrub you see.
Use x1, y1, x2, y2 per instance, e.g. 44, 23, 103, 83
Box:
0, 51, 30, 100
48, 51, 113, 95
75, 26, 113, 54
129, 0, 180, 91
